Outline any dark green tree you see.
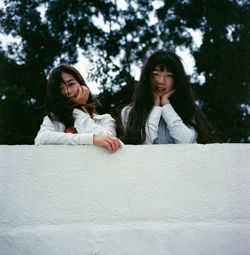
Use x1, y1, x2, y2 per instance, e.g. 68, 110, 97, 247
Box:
0, 0, 60, 143
190, 0, 250, 142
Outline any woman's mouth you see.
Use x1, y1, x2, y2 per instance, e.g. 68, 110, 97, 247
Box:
156, 87, 165, 92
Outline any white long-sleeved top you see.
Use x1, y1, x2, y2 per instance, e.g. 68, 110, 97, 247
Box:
121, 104, 197, 144
35, 108, 116, 145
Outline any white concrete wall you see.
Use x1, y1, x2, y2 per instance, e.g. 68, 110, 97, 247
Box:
0, 144, 249, 255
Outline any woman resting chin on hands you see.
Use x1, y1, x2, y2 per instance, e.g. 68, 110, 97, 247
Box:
121, 50, 220, 144
35, 64, 122, 153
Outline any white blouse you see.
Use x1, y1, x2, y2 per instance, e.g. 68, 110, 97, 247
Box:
121, 104, 197, 144
35, 108, 116, 145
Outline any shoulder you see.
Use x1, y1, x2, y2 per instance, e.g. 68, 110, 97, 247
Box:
73, 108, 87, 116
42, 115, 56, 124
73, 108, 93, 120
40, 114, 64, 131
93, 113, 114, 120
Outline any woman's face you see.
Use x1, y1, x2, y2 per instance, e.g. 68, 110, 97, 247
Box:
60, 72, 89, 105
150, 65, 174, 95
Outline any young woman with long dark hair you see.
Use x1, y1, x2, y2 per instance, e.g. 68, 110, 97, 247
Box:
121, 50, 219, 144
35, 64, 122, 152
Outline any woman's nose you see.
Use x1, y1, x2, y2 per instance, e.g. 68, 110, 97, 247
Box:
157, 75, 165, 84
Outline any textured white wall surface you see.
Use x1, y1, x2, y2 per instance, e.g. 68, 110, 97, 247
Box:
0, 144, 250, 255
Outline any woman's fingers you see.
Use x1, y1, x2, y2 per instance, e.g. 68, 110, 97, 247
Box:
72, 86, 83, 104
105, 138, 115, 153
165, 89, 175, 98
104, 141, 113, 153
154, 92, 161, 106
78, 86, 85, 98
93, 135, 122, 153
73, 86, 89, 105
106, 137, 121, 153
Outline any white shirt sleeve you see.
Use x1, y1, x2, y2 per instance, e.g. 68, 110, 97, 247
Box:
121, 105, 162, 144
73, 109, 116, 136
34, 109, 117, 145
34, 116, 94, 145
144, 106, 162, 144
161, 104, 197, 143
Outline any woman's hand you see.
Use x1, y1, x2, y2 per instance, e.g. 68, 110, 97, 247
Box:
93, 135, 123, 153
154, 93, 161, 106
160, 89, 175, 106
72, 86, 90, 105
154, 89, 175, 106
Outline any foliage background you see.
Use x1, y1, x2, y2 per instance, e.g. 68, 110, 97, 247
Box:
0, 0, 249, 144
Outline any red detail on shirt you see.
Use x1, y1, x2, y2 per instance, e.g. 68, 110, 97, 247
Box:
64, 127, 78, 134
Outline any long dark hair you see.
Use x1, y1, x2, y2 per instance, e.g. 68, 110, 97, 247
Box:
45, 64, 97, 127
124, 50, 220, 144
